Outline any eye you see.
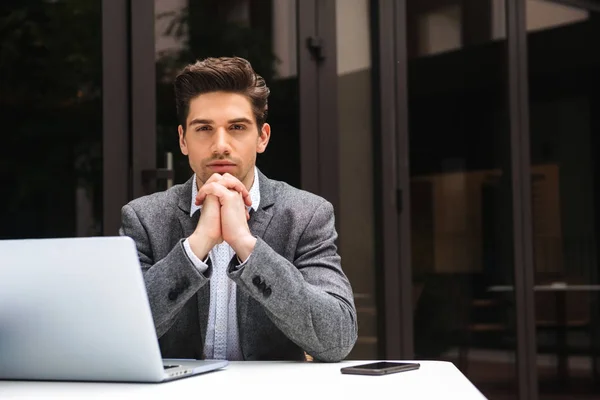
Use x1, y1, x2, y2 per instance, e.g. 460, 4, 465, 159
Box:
196, 125, 211, 132
230, 124, 246, 131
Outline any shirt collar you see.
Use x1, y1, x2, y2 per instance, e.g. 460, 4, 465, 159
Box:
190, 168, 261, 217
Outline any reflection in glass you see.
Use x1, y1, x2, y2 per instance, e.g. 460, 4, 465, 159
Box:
336, 0, 378, 359
527, 1, 600, 397
407, 0, 518, 398
0, 1, 103, 239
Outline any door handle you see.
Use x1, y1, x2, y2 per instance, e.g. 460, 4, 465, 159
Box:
306, 36, 325, 62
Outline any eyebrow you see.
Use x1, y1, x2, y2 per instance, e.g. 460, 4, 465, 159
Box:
228, 117, 253, 125
189, 118, 213, 126
188, 117, 254, 126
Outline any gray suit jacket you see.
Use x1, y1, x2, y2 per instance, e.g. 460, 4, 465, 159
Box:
119, 170, 357, 362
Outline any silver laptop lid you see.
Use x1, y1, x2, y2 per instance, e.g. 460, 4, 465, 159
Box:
0, 236, 166, 382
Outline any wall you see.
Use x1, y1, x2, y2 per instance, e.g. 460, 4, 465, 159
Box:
411, 0, 590, 56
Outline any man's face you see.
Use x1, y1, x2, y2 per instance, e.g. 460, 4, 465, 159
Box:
178, 91, 270, 190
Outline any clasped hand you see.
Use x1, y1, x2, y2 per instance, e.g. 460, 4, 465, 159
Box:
188, 173, 257, 261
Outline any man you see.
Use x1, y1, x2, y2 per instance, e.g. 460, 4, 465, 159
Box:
120, 57, 357, 362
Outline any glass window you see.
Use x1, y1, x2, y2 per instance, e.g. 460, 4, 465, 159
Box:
336, 0, 378, 359
0, 1, 103, 239
526, 1, 600, 397
407, 0, 518, 397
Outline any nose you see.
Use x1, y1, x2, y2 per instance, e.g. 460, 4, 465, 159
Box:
212, 127, 231, 156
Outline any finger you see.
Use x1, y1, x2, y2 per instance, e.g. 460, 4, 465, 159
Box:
203, 194, 220, 206
197, 181, 231, 205
221, 173, 252, 207
220, 174, 252, 207
242, 192, 252, 207
197, 187, 231, 206
206, 173, 224, 184
246, 209, 250, 221
207, 179, 251, 208
219, 175, 248, 196
195, 174, 224, 205
197, 174, 250, 206
197, 182, 235, 206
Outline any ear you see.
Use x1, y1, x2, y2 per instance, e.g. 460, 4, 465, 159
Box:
257, 123, 271, 154
178, 125, 189, 156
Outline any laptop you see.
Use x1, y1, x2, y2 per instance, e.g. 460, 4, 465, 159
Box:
0, 236, 228, 382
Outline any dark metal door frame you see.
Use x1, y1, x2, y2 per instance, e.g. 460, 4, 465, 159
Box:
393, 0, 415, 360
298, 0, 320, 196
298, 0, 340, 219
102, 0, 130, 236
131, 0, 157, 200
507, 1, 538, 399
102, 0, 157, 235
374, 0, 413, 360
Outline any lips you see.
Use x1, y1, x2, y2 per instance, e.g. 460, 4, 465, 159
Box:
207, 162, 236, 173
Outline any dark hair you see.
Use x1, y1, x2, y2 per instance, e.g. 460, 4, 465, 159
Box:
174, 57, 269, 130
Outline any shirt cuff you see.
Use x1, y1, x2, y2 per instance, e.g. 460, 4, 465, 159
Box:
234, 252, 252, 270
183, 238, 210, 274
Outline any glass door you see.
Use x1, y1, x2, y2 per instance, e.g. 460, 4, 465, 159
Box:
335, 0, 379, 359
406, 0, 519, 397
524, 1, 600, 397
0, 1, 106, 239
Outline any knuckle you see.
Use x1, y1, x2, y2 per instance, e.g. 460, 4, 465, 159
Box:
209, 173, 222, 183
221, 178, 233, 187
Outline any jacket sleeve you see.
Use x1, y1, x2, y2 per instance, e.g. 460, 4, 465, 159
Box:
119, 204, 210, 338
227, 200, 358, 362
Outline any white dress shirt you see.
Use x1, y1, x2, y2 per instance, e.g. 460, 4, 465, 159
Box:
182, 168, 260, 360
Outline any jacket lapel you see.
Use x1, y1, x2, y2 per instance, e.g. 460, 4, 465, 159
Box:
250, 169, 276, 235
175, 176, 198, 238
238, 169, 276, 359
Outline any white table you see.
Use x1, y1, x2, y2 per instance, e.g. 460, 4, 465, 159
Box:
0, 361, 486, 399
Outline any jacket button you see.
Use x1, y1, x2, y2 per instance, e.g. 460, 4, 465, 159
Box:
168, 290, 178, 301
263, 287, 272, 298
252, 276, 262, 286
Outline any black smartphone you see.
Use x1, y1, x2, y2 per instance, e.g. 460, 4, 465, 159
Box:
340, 361, 420, 376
